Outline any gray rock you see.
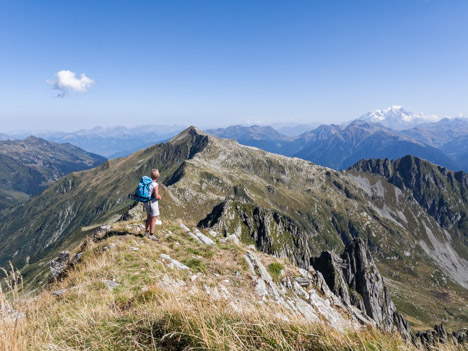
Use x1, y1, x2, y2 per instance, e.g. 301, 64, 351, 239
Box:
159, 275, 186, 290
221, 234, 239, 244
119, 203, 145, 221
297, 268, 309, 278
244, 254, 256, 276
52, 286, 78, 296
245, 251, 273, 283
0, 305, 25, 322
103, 280, 120, 291
102, 243, 117, 251
294, 276, 310, 287
293, 297, 319, 322
180, 223, 190, 232
311, 238, 411, 339
93, 225, 111, 240
160, 254, 190, 270
193, 228, 215, 245
50, 251, 70, 279
282, 277, 293, 290
292, 280, 309, 300
72, 252, 83, 266
52, 289, 68, 296
188, 231, 203, 244
415, 324, 468, 349
311, 251, 351, 306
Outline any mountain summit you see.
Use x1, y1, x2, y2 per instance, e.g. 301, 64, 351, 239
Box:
358, 106, 441, 130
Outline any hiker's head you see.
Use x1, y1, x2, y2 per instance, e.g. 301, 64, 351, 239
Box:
151, 169, 160, 181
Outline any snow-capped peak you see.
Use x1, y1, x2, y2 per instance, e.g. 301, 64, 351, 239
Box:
358, 106, 441, 130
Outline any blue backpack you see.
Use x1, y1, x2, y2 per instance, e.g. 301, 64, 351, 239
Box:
135, 176, 154, 202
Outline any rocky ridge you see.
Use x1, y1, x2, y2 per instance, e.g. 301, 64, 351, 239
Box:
40, 218, 467, 350
21, 219, 386, 349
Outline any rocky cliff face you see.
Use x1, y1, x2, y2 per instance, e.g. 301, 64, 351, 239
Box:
310, 238, 468, 349
350, 155, 468, 240
311, 238, 410, 338
198, 199, 313, 268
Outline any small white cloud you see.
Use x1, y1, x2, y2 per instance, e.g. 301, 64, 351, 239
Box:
48, 70, 95, 97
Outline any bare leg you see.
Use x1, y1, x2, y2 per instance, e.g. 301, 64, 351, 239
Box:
150, 216, 157, 234
145, 215, 151, 233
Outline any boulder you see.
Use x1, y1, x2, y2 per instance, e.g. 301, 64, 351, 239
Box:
50, 251, 70, 280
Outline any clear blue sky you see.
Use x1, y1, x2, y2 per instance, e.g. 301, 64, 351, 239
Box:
0, 0, 467, 131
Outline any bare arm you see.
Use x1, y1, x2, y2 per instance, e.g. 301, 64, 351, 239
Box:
154, 183, 162, 200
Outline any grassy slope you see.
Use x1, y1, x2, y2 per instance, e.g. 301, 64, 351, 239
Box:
0, 218, 439, 351
0, 131, 208, 284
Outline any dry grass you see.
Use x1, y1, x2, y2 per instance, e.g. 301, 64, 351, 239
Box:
0, 222, 466, 351
0, 263, 24, 351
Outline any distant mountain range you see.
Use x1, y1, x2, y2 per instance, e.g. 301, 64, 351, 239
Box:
206, 108, 468, 172
8, 125, 186, 158
358, 105, 441, 130
295, 121, 458, 170
269, 122, 320, 137
401, 117, 468, 148
0, 133, 14, 141
0, 136, 106, 211
5, 107, 467, 170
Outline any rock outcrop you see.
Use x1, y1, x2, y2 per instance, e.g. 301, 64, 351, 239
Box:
49, 251, 70, 280
242, 249, 355, 329
198, 199, 313, 267
414, 324, 468, 349
310, 239, 468, 348
311, 238, 411, 338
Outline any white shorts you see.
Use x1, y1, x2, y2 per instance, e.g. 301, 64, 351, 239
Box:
143, 200, 159, 217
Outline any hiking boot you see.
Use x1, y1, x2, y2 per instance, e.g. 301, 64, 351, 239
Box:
149, 235, 159, 242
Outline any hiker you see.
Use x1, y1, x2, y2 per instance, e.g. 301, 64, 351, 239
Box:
144, 169, 162, 239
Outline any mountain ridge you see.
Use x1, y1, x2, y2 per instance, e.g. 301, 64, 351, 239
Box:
0, 137, 106, 211
0, 127, 467, 330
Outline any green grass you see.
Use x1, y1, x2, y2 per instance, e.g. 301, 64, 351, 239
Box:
267, 262, 285, 281
182, 258, 207, 272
